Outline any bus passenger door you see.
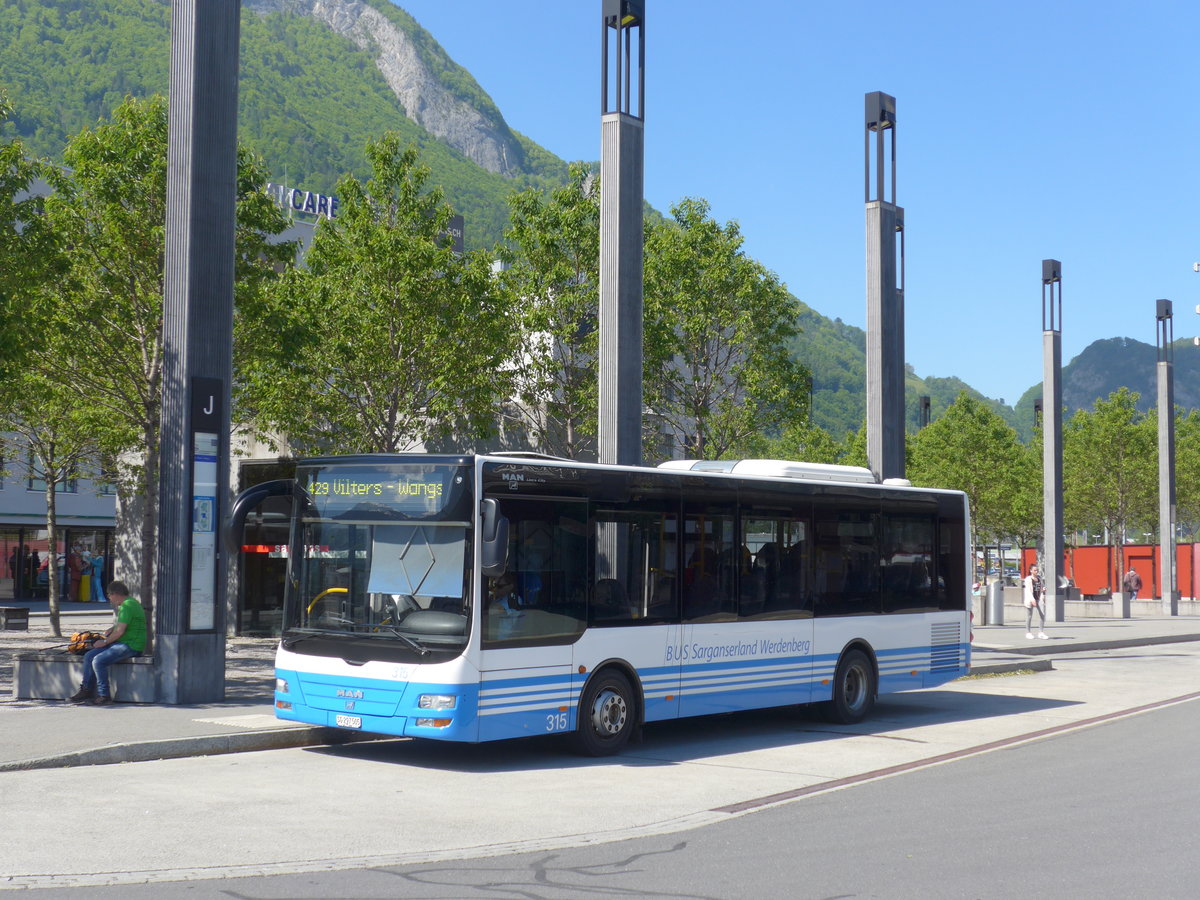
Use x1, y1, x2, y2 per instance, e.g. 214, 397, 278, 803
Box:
578, 497, 683, 724
477, 495, 588, 743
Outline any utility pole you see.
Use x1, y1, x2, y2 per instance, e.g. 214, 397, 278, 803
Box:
1041, 260, 1065, 622
598, 0, 645, 466
1156, 300, 1178, 615
864, 92, 905, 482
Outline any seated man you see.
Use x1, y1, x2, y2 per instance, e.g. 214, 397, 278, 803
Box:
69, 580, 147, 706
489, 572, 524, 613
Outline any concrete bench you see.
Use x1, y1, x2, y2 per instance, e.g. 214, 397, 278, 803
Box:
13, 651, 156, 703
0, 607, 30, 630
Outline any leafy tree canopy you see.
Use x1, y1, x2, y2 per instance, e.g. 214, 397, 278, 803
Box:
242, 135, 512, 454
909, 392, 1026, 548
644, 198, 810, 461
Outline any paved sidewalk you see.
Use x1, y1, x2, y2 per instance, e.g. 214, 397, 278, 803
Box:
3, 601, 1200, 772
0, 604, 358, 772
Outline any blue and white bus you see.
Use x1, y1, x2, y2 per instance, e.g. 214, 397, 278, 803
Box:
228, 453, 971, 755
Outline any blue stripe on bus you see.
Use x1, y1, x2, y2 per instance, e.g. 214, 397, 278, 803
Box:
279, 642, 970, 743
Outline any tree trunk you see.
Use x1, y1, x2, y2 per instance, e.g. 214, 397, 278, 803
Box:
45, 476, 61, 638
140, 433, 159, 653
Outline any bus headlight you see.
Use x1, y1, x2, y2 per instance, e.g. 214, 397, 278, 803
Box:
418, 694, 456, 710
275, 678, 290, 694
415, 718, 453, 728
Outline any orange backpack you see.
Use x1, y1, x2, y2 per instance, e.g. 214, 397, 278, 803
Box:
67, 631, 104, 654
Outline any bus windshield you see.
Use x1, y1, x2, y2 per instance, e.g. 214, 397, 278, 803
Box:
283, 462, 473, 654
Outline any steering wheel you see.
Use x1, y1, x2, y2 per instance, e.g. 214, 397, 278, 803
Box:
383, 594, 419, 626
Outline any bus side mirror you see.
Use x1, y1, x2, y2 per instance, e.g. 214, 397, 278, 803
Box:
480, 499, 509, 577
224, 479, 303, 556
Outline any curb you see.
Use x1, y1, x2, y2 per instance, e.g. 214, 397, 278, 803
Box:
0, 726, 384, 773
966, 659, 1054, 676
974, 633, 1200, 657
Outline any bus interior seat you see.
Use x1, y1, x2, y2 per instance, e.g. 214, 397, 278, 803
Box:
593, 578, 631, 620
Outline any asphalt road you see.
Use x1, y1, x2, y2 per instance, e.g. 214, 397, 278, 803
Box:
12, 645, 1200, 899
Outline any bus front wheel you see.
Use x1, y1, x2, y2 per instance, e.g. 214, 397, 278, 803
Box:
824, 648, 875, 724
573, 670, 634, 756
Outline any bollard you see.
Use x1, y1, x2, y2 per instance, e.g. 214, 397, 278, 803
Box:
987, 581, 1005, 626
1112, 591, 1131, 619
972, 589, 987, 626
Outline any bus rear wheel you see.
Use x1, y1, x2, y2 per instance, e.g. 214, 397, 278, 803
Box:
572, 670, 634, 756
823, 648, 875, 724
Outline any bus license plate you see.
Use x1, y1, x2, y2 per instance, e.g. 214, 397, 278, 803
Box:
335, 714, 362, 729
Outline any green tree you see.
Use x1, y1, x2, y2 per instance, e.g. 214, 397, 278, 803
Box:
495, 163, 599, 457
1062, 388, 1156, 577
0, 88, 52, 381
909, 392, 1026, 554
34, 95, 292, 620
643, 198, 810, 461
754, 421, 842, 465
840, 422, 869, 468
243, 135, 511, 455
1174, 409, 1200, 539
0, 372, 97, 637
1005, 430, 1043, 551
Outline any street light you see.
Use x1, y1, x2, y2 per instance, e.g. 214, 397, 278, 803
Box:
1155, 299, 1178, 614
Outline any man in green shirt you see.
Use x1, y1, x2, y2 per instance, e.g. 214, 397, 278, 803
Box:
69, 580, 146, 706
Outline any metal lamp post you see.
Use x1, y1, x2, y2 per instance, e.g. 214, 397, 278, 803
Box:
598, 0, 645, 466
1156, 299, 1179, 615
865, 92, 905, 482
1041, 260, 1065, 622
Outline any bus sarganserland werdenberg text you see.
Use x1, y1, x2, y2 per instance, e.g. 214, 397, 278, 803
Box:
227, 454, 972, 756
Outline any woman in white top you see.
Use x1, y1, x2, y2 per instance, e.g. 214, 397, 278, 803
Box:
1023, 564, 1048, 639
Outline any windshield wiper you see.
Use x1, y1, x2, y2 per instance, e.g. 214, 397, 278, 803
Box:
372, 624, 430, 656
285, 623, 430, 656
281, 628, 324, 650
335, 622, 430, 655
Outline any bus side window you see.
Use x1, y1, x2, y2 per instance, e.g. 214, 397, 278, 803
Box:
591, 504, 678, 625
481, 497, 588, 644
813, 501, 880, 616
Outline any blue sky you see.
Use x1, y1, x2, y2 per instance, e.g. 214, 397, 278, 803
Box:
397, 1, 1198, 407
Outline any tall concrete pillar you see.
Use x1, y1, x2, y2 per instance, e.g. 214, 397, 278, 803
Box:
156, 0, 241, 703
1041, 260, 1065, 622
864, 92, 905, 482
598, 0, 645, 466
1156, 300, 1179, 615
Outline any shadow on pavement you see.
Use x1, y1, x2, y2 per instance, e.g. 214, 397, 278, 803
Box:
302, 686, 1080, 773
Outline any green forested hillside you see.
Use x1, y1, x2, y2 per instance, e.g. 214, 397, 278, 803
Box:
789, 301, 1018, 439
1014, 337, 1200, 438
0, 0, 567, 250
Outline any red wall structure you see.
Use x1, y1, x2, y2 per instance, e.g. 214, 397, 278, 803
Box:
1020, 544, 1200, 599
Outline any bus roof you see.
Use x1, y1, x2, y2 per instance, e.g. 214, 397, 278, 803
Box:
658, 458, 880, 485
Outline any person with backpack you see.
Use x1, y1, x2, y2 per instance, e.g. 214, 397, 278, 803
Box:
1122, 566, 1143, 602
68, 580, 146, 706
1023, 564, 1048, 640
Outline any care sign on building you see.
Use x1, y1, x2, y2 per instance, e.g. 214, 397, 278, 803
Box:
265, 182, 339, 219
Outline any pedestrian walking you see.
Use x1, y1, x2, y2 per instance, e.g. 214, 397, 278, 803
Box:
1122, 566, 1143, 602
1024, 564, 1048, 640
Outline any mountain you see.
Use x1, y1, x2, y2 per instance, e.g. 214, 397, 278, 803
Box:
791, 302, 1018, 439
1014, 337, 1200, 433
0, 0, 567, 251
0, 0, 1026, 439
